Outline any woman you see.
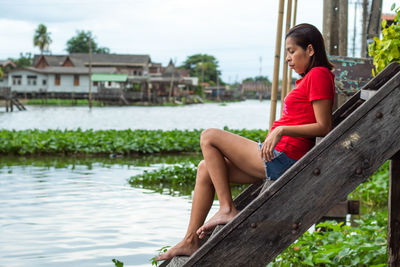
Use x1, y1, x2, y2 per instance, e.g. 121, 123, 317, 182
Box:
157, 23, 335, 261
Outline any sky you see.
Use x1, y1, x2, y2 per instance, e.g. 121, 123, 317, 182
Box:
0, 0, 396, 83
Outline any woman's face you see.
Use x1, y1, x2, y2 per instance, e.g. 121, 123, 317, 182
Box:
285, 37, 314, 75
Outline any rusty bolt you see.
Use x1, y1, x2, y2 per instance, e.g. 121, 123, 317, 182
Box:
356, 168, 363, 175
292, 222, 301, 230
376, 112, 383, 119
313, 168, 321, 176
251, 223, 257, 229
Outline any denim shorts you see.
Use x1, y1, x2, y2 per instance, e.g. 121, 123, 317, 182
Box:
258, 142, 297, 181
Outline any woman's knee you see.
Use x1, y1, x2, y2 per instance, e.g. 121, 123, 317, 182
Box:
196, 160, 212, 185
200, 128, 220, 148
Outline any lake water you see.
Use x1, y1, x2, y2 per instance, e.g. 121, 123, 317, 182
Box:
0, 101, 280, 266
0, 155, 212, 267
0, 100, 280, 130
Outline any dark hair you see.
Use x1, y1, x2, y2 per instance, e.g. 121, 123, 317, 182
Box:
286, 23, 334, 76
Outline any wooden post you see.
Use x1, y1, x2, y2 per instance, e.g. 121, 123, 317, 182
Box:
287, 0, 297, 93
88, 37, 93, 108
361, 0, 369, 57
389, 151, 400, 266
280, 0, 292, 114
323, 0, 340, 56
367, 0, 383, 44
269, 0, 285, 130
338, 0, 348, 56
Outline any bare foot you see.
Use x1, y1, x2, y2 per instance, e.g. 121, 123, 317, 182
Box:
196, 207, 238, 239
156, 237, 199, 261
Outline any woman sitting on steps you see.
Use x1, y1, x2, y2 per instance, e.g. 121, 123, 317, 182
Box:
156, 23, 335, 262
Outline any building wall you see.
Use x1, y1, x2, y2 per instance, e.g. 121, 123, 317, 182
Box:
47, 74, 98, 93
8, 70, 48, 92
8, 70, 100, 93
0, 75, 8, 87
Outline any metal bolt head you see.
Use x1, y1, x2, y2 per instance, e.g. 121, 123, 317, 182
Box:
251, 223, 257, 228
376, 112, 383, 119
313, 168, 321, 176
356, 168, 362, 175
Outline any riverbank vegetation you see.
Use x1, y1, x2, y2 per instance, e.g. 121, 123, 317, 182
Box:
0, 128, 266, 156
140, 161, 390, 266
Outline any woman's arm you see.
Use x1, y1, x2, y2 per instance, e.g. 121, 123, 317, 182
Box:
261, 98, 332, 162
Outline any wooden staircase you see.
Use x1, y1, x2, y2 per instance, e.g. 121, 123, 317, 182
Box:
0, 87, 26, 112
161, 62, 400, 267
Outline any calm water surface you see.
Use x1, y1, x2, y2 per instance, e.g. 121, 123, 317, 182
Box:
0, 156, 214, 267
0, 101, 281, 266
0, 100, 280, 130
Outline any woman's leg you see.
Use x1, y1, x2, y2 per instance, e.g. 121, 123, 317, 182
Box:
196, 128, 266, 238
157, 129, 266, 260
156, 160, 214, 261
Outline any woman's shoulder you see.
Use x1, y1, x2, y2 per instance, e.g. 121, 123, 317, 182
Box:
307, 66, 334, 79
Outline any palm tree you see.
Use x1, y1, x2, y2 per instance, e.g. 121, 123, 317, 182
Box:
33, 24, 52, 54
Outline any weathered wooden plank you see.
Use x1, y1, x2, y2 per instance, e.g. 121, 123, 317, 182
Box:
389, 151, 400, 267
332, 62, 400, 127
181, 65, 400, 266
330, 56, 373, 95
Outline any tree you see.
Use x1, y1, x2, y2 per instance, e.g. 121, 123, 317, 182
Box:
0, 67, 4, 79
33, 24, 52, 54
369, 3, 400, 75
8, 53, 33, 68
180, 54, 223, 86
242, 75, 272, 85
66, 30, 110, 54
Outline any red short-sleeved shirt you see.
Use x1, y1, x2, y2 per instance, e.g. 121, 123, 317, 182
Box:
271, 66, 335, 160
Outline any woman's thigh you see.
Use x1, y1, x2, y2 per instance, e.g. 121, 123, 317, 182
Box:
201, 128, 266, 179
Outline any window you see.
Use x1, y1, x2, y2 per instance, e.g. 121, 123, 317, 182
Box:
138, 71, 142, 76
55, 74, 60, 86
133, 70, 137, 75
108, 81, 112, 87
12, 75, 22, 85
42, 79, 47, 86
27, 75, 37, 86
74, 75, 79, 86
93, 81, 98, 86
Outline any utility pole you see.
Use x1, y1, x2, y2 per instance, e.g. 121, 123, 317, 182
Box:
323, 0, 348, 56
352, 1, 358, 57
361, 0, 369, 57
88, 37, 93, 108
201, 59, 205, 98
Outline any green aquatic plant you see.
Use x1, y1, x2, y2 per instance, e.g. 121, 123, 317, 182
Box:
128, 163, 247, 197
150, 246, 171, 266
26, 98, 104, 106
112, 259, 124, 267
0, 128, 267, 156
270, 212, 388, 266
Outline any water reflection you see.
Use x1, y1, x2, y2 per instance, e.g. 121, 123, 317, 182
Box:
0, 155, 219, 267
0, 153, 203, 169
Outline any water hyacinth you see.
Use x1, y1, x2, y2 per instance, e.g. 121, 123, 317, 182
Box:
0, 128, 267, 156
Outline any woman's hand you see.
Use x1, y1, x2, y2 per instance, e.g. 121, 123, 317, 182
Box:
261, 126, 284, 162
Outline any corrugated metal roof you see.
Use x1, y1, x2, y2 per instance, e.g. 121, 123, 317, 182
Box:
92, 73, 128, 82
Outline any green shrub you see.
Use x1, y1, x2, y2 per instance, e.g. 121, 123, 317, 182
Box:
369, 3, 400, 75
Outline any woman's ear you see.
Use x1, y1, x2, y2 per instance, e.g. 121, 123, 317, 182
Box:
307, 44, 315, 57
